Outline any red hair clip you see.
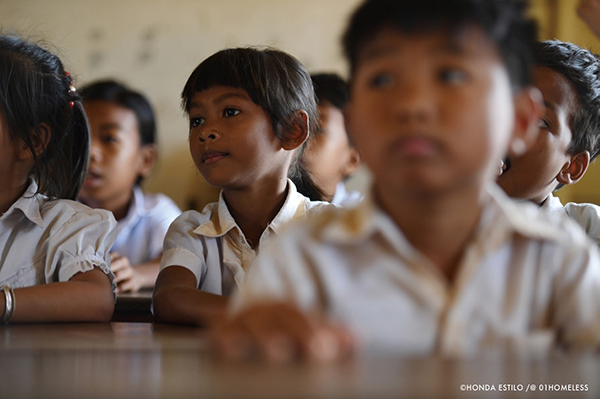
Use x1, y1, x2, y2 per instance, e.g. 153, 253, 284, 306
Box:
65, 71, 76, 108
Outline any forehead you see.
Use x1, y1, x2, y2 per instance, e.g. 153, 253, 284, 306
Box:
533, 66, 579, 115
189, 86, 251, 108
354, 26, 502, 70
84, 100, 137, 124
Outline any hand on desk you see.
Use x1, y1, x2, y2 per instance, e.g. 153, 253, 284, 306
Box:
578, 0, 600, 37
213, 302, 355, 363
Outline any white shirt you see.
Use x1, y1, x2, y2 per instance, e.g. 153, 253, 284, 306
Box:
112, 185, 181, 264
544, 194, 600, 245
0, 181, 117, 290
233, 185, 600, 356
331, 182, 364, 207
160, 180, 333, 296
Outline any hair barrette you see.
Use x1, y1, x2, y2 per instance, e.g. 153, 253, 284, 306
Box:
65, 71, 76, 108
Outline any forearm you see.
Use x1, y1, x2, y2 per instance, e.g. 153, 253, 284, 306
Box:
0, 268, 114, 323
153, 285, 228, 326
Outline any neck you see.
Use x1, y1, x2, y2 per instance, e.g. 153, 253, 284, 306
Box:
80, 188, 134, 221
375, 182, 485, 283
222, 177, 289, 249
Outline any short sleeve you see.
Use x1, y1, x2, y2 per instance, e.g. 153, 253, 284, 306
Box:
161, 211, 207, 287
46, 206, 117, 288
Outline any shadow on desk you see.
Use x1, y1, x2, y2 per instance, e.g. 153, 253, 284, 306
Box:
111, 290, 153, 323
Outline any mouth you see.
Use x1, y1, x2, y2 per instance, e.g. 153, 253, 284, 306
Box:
392, 136, 437, 158
82, 170, 103, 189
201, 151, 229, 165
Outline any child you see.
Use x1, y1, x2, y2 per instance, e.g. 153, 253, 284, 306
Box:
298, 73, 362, 205
0, 35, 117, 323
497, 40, 600, 244
152, 48, 332, 326
78, 80, 181, 292
215, 0, 600, 361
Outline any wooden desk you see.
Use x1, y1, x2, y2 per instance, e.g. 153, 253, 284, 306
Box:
0, 322, 598, 398
112, 291, 153, 323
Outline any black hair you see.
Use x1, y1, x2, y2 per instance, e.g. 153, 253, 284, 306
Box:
80, 79, 157, 147
311, 73, 350, 111
0, 35, 89, 200
182, 47, 325, 200
534, 40, 600, 163
342, 0, 537, 91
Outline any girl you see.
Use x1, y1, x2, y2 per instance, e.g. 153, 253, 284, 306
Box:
78, 80, 181, 293
152, 47, 331, 326
0, 35, 117, 323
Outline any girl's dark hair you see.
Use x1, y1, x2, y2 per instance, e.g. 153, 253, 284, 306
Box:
343, 0, 537, 91
182, 47, 325, 200
80, 79, 157, 147
534, 40, 600, 162
0, 35, 90, 200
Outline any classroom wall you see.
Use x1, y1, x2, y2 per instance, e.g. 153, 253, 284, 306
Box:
2, 0, 599, 207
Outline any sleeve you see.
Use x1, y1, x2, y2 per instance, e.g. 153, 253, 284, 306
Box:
46, 207, 117, 289
229, 226, 325, 315
552, 238, 600, 348
564, 202, 600, 246
160, 211, 207, 287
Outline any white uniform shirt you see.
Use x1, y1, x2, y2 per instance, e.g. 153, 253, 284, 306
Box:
112, 185, 181, 264
544, 194, 600, 245
233, 185, 600, 356
160, 180, 333, 296
331, 181, 364, 207
0, 181, 117, 290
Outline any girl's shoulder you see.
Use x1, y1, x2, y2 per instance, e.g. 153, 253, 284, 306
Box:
41, 198, 116, 227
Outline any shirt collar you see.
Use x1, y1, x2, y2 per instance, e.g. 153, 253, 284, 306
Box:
194, 179, 302, 238
4, 180, 44, 228
319, 183, 562, 250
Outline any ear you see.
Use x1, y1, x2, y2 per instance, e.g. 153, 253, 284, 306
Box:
341, 147, 361, 178
138, 143, 158, 179
507, 87, 543, 158
18, 123, 52, 160
557, 151, 590, 186
281, 110, 309, 151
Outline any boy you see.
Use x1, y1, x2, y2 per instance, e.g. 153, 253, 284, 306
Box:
497, 40, 600, 244
299, 73, 362, 205
79, 80, 181, 292
215, 0, 600, 361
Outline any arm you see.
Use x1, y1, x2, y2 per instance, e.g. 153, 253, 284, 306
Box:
153, 265, 228, 326
0, 267, 114, 323
111, 253, 160, 293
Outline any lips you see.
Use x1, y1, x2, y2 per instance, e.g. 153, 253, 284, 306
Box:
201, 150, 229, 165
392, 136, 437, 157
82, 169, 103, 189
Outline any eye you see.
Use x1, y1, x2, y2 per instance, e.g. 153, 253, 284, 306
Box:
439, 68, 469, 84
369, 73, 394, 89
189, 117, 204, 128
102, 134, 117, 144
538, 118, 549, 129
223, 108, 240, 117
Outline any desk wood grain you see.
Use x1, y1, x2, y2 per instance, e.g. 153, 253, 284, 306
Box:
0, 323, 598, 399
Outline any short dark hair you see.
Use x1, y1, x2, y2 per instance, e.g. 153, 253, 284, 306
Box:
80, 79, 156, 147
535, 40, 600, 162
0, 35, 90, 200
311, 73, 349, 111
342, 0, 537, 91
182, 47, 324, 199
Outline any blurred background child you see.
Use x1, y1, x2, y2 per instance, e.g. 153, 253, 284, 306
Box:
297, 73, 362, 205
79, 80, 181, 293
152, 48, 331, 326
0, 35, 116, 323
215, 0, 600, 361
497, 40, 600, 244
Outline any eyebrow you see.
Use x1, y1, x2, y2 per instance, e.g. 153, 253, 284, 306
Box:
189, 92, 248, 111
360, 40, 467, 63
543, 100, 557, 113
99, 122, 123, 131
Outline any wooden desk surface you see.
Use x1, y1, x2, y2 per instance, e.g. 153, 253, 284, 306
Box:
0, 322, 598, 399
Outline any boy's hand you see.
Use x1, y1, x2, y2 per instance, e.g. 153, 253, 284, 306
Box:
110, 252, 142, 293
213, 302, 355, 363
578, 0, 600, 37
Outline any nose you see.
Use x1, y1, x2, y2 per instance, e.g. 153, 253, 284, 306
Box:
89, 137, 101, 163
392, 75, 435, 123
198, 125, 221, 143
